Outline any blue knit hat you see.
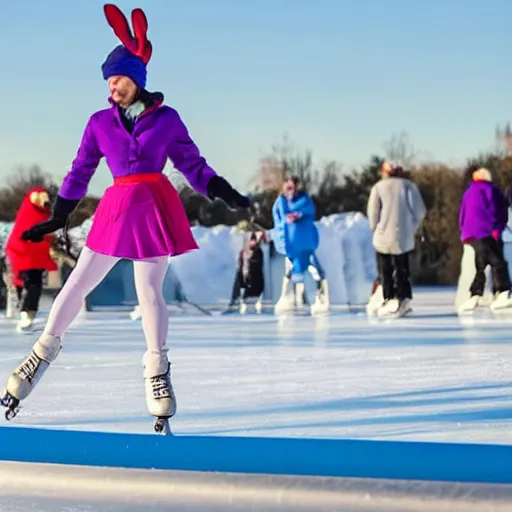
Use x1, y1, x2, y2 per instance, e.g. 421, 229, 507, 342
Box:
102, 45, 147, 89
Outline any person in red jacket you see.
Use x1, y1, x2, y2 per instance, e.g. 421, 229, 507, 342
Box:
5, 187, 58, 332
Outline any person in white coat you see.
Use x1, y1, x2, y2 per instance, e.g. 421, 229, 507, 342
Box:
366, 161, 426, 317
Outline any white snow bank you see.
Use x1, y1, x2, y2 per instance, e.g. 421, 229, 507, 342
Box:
170, 225, 245, 306
316, 212, 378, 305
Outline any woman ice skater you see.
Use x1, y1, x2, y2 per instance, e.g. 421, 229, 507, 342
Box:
458, 167, 512, 313
1, 4, 249, 434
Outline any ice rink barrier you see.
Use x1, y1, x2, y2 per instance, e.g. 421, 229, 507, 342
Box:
0, 427, 512, 511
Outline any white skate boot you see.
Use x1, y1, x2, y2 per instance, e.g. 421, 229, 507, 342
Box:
143, 349, 176, 435
311, 279, 330, 315
490, 291, 512, 312
16, 311, 35, 333
396, 298, 413, 317
377, 298, 400, 317
130, 305, 142, 321
1, 333, 61, 420
240, 295, 262, 314
254, 295, 263, 314
274, 276, 294, 314
295, 281, 306, 310
239, 290, 248, 314
458, 294, 482, 314
366, 285, 384, 316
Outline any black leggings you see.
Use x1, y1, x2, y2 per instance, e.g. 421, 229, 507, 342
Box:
377, 252, 412, 301
18, 269, 44, 312
470, 237, 511, 296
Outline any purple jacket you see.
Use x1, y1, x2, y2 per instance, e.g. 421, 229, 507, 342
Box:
59, 100, 217, 200
459, 181, 509, 242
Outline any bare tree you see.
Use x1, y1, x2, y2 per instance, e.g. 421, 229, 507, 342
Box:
0, 165, 58, 222
252, 156, 286, 192
383, 131, 418, 168
495, 123, 512, 156
252, 135, 320, 193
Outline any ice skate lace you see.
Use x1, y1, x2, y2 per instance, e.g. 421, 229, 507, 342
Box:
16, 352, 40, 381
150, 374, 171, 399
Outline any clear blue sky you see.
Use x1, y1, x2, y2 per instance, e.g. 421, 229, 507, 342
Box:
0, 0, 509, 196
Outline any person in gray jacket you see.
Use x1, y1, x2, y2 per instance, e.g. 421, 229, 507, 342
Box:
366, 161, 426, 316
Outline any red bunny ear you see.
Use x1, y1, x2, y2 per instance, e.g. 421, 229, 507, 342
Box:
103, 4, 152, 65
131, 8, 152, 64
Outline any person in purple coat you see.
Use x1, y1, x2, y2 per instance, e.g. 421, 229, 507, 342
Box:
458, 166, 512, 313
0, 4, 249, 432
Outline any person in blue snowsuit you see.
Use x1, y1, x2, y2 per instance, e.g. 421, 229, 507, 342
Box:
271, 175, 328, 310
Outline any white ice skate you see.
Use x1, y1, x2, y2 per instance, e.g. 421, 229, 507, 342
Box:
294, 281, 307, 312
1, 333, 61, 420
378, 298, 411, 318
397, 299, 413, 317
16, 311, 35, 333
366, 284, 384, 316
311, 279, 330, 315
457, 295, 482, 314
377, 299, 400, 317
240, 295, 263, 314
490, 291, 512, 312
274, 276, 294, 314
130, 305, 142, 321
143, 349, 176, 435
239, 291, 248, 314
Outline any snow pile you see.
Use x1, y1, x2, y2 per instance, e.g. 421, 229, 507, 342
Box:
170, 225, 245, 305
317, 212, 378, 305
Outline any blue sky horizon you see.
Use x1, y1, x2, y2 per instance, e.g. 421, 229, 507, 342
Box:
0, 0, 509, 197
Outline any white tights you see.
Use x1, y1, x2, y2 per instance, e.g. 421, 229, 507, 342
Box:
44, 247, 169, 352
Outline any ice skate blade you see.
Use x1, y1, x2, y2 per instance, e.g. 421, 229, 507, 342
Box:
290, 307, 311, 316
489, 301, 512, 313
458, 307, 494, 318
490, 308, 512, 315
378, 308, 413, 319
154, 417, 172, 436
16, 324, 33, 334
16, 324, 42, 334
457, 308, 475, 315
274, 307, 295, 315
377, 311, 398, 318
0, 392, 20, 421
311, 303, 329, 316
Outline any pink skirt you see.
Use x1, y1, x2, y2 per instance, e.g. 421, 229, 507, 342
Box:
86, 173, 198, 260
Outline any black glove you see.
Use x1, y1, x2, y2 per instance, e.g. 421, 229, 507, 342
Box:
21, 196, 79, 242
207, 176, 251, 209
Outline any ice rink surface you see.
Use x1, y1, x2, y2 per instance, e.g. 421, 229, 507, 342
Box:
0, 287, 510, 445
